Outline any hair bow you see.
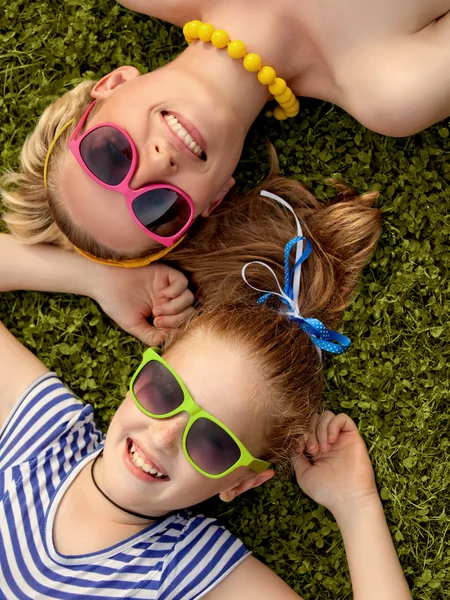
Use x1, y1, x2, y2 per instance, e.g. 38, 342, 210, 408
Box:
241, 190, 351, 355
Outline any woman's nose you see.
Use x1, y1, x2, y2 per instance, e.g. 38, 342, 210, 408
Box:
147, 413, 188, 457
130, 141, 177, 189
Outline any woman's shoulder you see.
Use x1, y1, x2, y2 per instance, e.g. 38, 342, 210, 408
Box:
116, 0, 202, 26
332, 22, 450, 137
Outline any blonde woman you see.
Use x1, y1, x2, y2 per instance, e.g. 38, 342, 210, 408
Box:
2, 0, 449, 267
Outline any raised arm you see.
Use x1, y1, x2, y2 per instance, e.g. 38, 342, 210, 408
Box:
115, 0, 201, 26
205, 412, 411, 600
297, 412, 412, 600
0, 321, 49, 430
0, 234, 194, 345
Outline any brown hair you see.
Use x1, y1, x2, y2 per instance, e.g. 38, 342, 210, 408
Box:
162, 163, 382, 475
167, 156, 381, 329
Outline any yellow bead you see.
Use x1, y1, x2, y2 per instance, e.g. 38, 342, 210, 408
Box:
275, 88, 293, 104
257, 66, 277, 85
228, 40, 247, 59
273, 106, 288, 120
265, 110, 274, 118
185, 20, 202, 40
268, 77, 287, 96
198, 23, 215, 42
243, 53, 263, 72
280, 95, 297, 109
284, 99, 300, 117
183, 23, 191, 39
211, 29, 230, 48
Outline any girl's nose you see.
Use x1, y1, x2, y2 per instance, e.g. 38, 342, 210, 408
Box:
147, 412, 188, 457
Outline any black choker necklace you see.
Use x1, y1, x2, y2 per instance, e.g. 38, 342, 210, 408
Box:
90, 451, 171, 522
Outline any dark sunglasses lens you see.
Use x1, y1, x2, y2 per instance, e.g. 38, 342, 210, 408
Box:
132, 189, 191, 238
80, 126, 132, 186
186, 418, 241, 475
133, 361, 184, 415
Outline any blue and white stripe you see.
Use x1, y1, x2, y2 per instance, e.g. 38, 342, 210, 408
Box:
0, 374, 249, 599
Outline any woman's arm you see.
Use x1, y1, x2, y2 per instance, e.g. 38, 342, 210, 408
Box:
0, 234, 194, 344
0, 233, 99, 298
115, 0, 201, 26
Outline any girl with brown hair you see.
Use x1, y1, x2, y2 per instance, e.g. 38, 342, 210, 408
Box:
0, 182, 411, 598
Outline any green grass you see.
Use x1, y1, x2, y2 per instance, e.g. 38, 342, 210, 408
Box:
1, 1, 450, 597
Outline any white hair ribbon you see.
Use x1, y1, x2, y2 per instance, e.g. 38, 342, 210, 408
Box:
241, 190, 351, 355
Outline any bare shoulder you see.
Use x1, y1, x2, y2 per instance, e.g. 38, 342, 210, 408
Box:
115, 0, 203, 26
0, 322, 48, 430
203, 555, 302, 600
342, 22, 450, 136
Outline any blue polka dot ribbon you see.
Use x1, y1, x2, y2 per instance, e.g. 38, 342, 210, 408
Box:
241, 190, 351, 355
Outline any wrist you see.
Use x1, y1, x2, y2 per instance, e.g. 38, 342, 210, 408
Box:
329, 489, 382, 526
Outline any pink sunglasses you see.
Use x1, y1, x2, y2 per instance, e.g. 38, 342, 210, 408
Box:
68, 101, 195, 247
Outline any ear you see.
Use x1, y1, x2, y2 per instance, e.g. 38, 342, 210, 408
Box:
90, 66, 141, 99
201, 176, 236, 217
219, 468, 275, 503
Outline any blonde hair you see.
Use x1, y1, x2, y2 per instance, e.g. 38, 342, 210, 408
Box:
0, 80, 137, 261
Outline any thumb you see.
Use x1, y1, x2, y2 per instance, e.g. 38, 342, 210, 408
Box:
292, 452, 313, 483
126, 320, 168, 347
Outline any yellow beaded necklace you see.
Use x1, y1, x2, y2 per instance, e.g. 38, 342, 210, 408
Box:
183, 20, 299, 121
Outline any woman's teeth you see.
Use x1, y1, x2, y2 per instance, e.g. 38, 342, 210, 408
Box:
164, 113, 205, 158
130, 444, 168, 479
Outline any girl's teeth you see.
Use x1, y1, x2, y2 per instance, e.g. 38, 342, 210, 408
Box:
173, 123, 182, 131
185, 133, 194, 145
177, 126, 188, 138
130, 445, 167, 478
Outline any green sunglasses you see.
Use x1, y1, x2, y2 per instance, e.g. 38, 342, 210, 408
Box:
129, 348, 271, 479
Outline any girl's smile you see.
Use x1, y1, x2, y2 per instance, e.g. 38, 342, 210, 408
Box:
99, 333, 271, 519
125, 438, 170, 481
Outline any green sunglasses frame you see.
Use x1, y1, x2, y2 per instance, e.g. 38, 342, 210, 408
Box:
129, 347, 271, 479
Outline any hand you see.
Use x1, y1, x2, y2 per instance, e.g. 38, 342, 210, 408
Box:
92, 262, 195, 345
293, 411, 378, 519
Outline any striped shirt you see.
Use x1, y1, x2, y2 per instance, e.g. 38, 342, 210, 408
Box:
0, 373, 250, 599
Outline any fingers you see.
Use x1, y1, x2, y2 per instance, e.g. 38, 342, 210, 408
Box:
316, 410, 336, 453
153, 288, 195, 318
128, 322, 169, 346
327, 413, 357, 443
306, 410, 355, 456
292, 452, 313, 482
154, 307, 195, 329
312, 411, 358, 452
157, 273, 190, 301
305, 412, 320, 455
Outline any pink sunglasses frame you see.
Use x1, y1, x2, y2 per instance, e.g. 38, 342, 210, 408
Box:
68, 101, 195, 247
